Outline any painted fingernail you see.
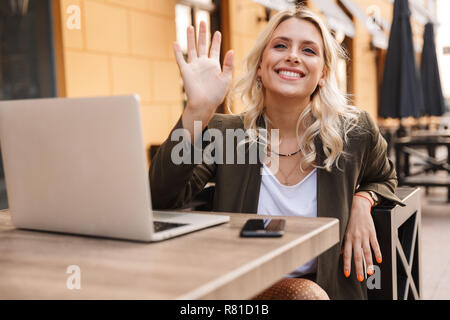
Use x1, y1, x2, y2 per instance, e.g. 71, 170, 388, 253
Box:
358, 274, 364, 282
377, 257, 382, 264
367, 269, 374, 276
344, 270, 350, 278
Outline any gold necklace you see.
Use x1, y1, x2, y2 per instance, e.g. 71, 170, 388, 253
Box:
276, 158, 301, 186
271, 148, 302, 157
266, 123, 302, 157
265, 122, 305, 184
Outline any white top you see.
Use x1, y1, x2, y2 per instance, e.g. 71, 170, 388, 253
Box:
257, 163, 318, 278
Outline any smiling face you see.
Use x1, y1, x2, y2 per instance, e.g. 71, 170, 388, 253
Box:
257, 18, 326, 103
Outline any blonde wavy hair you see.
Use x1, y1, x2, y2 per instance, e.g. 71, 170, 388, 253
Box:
227, 6, 360, 172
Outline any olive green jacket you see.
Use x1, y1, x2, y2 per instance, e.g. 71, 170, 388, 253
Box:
149, 111, 404, 300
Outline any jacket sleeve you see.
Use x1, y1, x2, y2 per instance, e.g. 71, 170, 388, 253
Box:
356, 111, 405, 206
149, 116, 217, 209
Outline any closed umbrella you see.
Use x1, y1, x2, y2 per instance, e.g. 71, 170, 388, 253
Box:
420, 22, 446, 116
379, 0, 424, 119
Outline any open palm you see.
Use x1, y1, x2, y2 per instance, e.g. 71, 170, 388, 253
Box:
173, 21, 234, 116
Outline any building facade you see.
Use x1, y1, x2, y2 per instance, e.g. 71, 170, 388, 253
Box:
51, 0, 437, 155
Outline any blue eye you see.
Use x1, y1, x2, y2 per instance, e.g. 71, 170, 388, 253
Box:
274, 43, 287, 49
304, 48, 316, 55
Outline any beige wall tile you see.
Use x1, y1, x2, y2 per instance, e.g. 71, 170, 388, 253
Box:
130, 11, 176, 58
57, 0, 180, 145
141, 104, 172, 148
150, 61, 182, 104
107, 0, 148, 11
57, 0, 433, 143
231, 0, 266, 37
64, 50, 111, 97
352, 27, 378, 118
84, 1, 129, 54
169, 103, 183, 127
105, 0, 176, 17
146, 0, 176, 17
61, 0, 84, 49
111, 56, 152, 103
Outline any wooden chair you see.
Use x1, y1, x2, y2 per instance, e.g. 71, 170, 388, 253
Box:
369, 187, 422, 300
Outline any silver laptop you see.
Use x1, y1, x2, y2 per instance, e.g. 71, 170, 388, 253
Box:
0, 95, 229, 242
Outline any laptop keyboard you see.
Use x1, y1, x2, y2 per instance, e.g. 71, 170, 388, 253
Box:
153, 220, 188, 233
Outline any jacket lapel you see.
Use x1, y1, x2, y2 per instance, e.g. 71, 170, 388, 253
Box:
243, 114, 266, 213
314, 135, 348, 224
314, 136, 326, 218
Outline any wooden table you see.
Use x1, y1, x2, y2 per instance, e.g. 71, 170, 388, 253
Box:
394, 136, 450, 201
410, 129, 450, 138
0, 211, 338, 299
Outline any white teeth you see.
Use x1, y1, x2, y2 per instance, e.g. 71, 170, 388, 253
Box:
278, 70, 303, 78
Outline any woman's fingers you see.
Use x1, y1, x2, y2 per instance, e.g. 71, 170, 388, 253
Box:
197, 21, 208, 57
209, 31, 221, 61
343, 238, 353, 278
187, 23, 222, 62
363, 240, 374, 276
177, 23, 232, 112
353, 243, 364, 282
187, 25, 197, 62
370, 232, 383, 265
344, 235, 382, 281
221, 50, 234, 79
173, 42, 186, 71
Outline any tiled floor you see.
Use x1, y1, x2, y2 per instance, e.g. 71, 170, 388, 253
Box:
420, 186, 450, 299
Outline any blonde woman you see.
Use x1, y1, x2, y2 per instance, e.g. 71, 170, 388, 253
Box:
150, 7, 403, 300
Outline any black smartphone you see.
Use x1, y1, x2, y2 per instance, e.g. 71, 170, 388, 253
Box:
240, 218, 285, 237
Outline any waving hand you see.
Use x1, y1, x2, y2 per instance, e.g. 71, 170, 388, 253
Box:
174, 21, 234, 135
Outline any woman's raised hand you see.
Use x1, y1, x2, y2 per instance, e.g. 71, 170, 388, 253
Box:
174, 21, 234, 130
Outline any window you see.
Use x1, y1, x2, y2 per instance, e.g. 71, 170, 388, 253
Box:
0, 0, 56, 100
175, 0, 225, 112
175, 0, 215, 54
0, 0, 57, 209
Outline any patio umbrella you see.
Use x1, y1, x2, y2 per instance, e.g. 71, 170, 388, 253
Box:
379, 0, 424, 119
420, 22, 446, 116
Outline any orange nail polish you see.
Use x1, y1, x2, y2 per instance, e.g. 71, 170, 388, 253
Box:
358, 274, 364, 282
367, 269, 373, 276
344, 270, 350, 278
377, 258, 382, 264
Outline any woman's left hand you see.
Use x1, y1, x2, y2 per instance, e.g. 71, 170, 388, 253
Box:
342, 192, 382, 282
